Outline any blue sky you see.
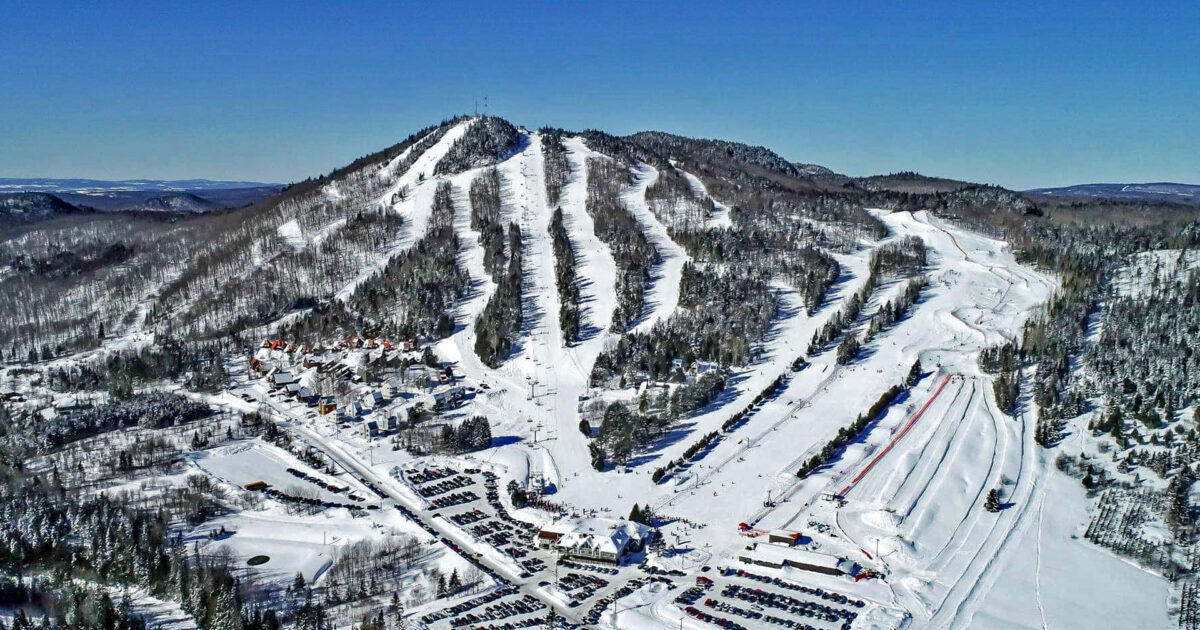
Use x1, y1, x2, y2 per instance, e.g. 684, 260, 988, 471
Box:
1, 1, 1196, 189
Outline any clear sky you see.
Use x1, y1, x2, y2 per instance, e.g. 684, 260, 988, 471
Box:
2, 1, 1196, 189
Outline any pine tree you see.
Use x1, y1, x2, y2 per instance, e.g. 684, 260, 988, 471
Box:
389, 592, 405, 630
906, 360, 921, 387
211, 590, 244, 630
984, 488, 1003, 512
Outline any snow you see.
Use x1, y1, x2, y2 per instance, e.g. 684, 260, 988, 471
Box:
333, 117, 477, 302
276, 219, 305, 250
680, 169, 733, 229
190, 439, 365, 504
971, 470, 1173, 630
620, 164, 692, 334
293, 194, 1129, 629
562, 137, 619, 341
58, 124, 1180, 627
191, 508, 452, 586
1113, 248, 1200, 298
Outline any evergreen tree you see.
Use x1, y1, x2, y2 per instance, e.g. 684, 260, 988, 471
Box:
984, 488, 1003, 512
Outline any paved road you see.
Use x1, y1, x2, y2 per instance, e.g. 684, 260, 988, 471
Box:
244, 389, 593, 625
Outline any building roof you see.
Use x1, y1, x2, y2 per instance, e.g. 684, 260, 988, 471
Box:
540, 517, 650, 556
742, 543, 842, 571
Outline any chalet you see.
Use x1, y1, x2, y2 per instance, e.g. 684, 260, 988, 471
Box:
303, 354, 325, 369
318, 397, 338, 415
382, 379, 401, 399
362, 419, 380, 440
534, 518, 651, 564
689, 360, 719, 379
299, 386, 316, 404
364, 391, 385, 408
286, 382, 303, 399
431, 386, 464, 409
385, 412, 403, 432
271, 371, 295, 389
737, 543, 845, 576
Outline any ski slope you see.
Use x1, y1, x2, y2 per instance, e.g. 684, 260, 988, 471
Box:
681, 169, 733, 229
333, 117, 476, 301
621, 164, 692, 334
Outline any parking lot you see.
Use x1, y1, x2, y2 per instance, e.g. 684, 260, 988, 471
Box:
395, 461, 693, 623
676, 568, 866, 630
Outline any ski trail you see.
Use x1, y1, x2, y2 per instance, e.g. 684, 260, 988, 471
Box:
333, 117, 476, 302
561, 138, 617, 342
447, 174, 496, 336
851, 376, 963, 505
622, 163, 691, 334
934, 385, 1046, 630
925, 383, 1009, 570
1034, 487, 1049, 630
515, 132, 565, 362
680, 169, 733, 229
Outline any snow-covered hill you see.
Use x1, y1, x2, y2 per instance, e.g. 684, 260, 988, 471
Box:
2, 115, 1191, 630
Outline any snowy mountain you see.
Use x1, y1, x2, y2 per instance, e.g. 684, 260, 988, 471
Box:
2, 114, 1199, 630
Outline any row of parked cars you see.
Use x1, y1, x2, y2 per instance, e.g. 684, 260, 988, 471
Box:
416, 473, 474, 498
720, 584, 859, 626
431, 490, 479, 509
675, 581, 712, 607
682, 604, 748, 630
556, 571, 608, 594
405, 465, 458, 485
448, 593, 546, 628
451, 508, 490, 526
284, 467, 351, 495
725, 569, 865, 609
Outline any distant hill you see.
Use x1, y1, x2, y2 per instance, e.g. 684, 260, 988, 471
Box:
1025, 182, 1200, 204
0, 177, 279, 193
0, 178, 283, 221
0, 192, 86, 224
855, 171, 974, 194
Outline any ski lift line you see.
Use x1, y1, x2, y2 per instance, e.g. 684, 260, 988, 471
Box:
836, 372, 955, 499
652, 362, 844, 513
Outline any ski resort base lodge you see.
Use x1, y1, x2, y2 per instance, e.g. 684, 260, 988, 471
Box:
535, 518, 652, 564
